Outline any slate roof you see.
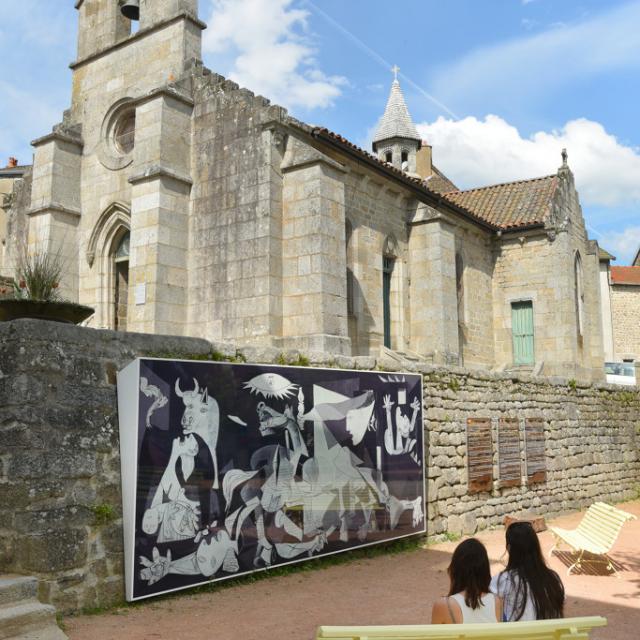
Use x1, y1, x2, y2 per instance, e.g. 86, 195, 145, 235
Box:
0, 164, 30, 179
442, 175, 558, 230
598, 247, 617, 262
611, 266, 640, 285
633, 247, 640, 266
372, 80, 420, 144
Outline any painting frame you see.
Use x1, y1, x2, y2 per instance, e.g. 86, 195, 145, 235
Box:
117, 358, 426, 601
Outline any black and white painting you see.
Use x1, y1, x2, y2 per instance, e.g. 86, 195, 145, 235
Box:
117, 358, 425, 601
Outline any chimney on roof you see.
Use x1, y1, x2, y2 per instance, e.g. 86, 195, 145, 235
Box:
7, 157, 17, 168
415, 141, 432, 180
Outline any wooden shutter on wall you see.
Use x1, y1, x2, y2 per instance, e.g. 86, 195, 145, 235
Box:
466, 418, 493, 493
525, 418, 546, 484
512, 301, 535, 365
498, 417, 521, 487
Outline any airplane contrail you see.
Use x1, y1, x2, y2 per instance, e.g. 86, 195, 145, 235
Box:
303, 0, 459, 120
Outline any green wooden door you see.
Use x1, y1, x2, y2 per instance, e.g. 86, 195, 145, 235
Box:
512, 301, 534, 365
383, 257, 394, 348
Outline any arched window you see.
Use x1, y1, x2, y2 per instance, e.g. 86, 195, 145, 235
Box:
401, 150, 409, 171
113, 231, 130, 331
382, 235, 399, 349
455, 253, 465, 362
345, 220, 355, 316
575, 252, 584, 340
455, 253, 465, 323
385, 151, 393, 164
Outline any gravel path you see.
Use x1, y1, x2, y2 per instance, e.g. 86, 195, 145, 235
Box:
65, 501, 640, 640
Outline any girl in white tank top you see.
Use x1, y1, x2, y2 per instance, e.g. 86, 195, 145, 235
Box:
449, 592, 499, 623
431, 538, 503, 625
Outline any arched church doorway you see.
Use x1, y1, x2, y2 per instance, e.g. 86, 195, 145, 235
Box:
113, 231, 130, 331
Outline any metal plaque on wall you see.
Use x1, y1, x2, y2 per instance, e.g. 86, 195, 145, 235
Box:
117, 359, 425, 601
498, 417, 521, 488
525, 418, 546, 484
466, 418, 493, 493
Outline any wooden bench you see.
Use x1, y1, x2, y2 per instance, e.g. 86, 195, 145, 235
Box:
549, 501, 636, 575
316, 617, 607, 639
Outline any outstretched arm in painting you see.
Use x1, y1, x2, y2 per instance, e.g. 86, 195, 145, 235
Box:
409, 397, 420, 434
383, 394, 402, 455
140, 377, 168, 428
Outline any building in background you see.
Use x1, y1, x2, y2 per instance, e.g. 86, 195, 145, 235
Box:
600, 248, 640, 364
610, 258, 640, 362
1, 0, 607, 381
598, 248, 617, 363
0, 157, 29, 279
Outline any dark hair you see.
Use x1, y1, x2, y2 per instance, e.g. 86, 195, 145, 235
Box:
447, 538, 491, 609
505, 522, 565, 620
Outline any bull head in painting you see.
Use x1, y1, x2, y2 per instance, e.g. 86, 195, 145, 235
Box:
175, 377, 220, 489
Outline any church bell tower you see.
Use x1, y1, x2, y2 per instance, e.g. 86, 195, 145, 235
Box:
372, 67, 421, 174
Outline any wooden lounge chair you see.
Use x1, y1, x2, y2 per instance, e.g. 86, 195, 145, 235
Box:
316, 616, 607, 639
548, 501, 636, 575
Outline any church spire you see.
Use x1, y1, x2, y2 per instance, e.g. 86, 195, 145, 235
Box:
373, 70, 420, 146
372, 68, 421, 173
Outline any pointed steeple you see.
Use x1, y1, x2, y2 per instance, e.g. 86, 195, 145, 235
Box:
372, 69, 421, 173
373, 75, 420, 145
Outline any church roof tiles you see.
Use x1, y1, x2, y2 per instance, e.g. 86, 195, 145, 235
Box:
309, 125, 558, 233
311, 126, 495, 230
425, 166, 458, 195
443, 175, 558, 230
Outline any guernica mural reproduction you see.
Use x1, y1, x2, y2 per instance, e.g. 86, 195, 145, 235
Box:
117, 358, 425, 601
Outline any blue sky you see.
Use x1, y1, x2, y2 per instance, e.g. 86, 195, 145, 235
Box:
1, 0, 639, 262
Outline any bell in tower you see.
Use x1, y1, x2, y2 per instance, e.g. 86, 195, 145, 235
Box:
119, 0, 140, 21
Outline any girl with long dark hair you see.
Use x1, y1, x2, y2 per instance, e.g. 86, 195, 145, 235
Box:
491, 522, 565, 621
431, 538, 503, 623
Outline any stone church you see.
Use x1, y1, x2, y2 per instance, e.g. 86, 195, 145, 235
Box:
2, 0, 606, 381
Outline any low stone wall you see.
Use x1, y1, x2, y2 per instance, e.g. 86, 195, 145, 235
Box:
0, 319, 638, 612
423, 369, 639, 535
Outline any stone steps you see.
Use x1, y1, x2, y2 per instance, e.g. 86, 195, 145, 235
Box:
0, 575, 68, 640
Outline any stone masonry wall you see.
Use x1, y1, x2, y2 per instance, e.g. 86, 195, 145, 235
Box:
341, 167, 412, 356
0, 320, 638, 613
188, 71, 287, 345
453, 222, 494, 369
611, 284, 640, 361
424, 367, 639, 536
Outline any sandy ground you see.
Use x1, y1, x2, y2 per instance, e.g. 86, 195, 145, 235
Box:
65, 501, 640, 639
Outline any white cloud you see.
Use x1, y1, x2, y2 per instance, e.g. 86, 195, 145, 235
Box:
202, 0, 346, 110
0, 2, 74, 163
601, 226, 640, 264
417, 115, 640, 208
0, 81, 60, 165
0, 2, 69, 47
432, 2, 640, 107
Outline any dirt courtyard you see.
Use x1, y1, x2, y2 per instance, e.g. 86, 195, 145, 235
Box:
65, 501, 640, 639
